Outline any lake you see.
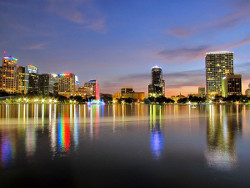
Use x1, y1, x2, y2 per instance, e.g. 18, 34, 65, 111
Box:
0, 104, 250, 187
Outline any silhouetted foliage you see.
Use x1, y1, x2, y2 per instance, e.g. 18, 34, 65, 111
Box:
165, 98, 175, 103
56, 95, 68, 102
177, 97, 188, 103
223, 95, 248, 103
124, 98, 136, 103
101, 94, 113, 103
188, 96, 206, 103
0, 91, 9, 97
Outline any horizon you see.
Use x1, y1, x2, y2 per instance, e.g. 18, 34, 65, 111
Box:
1, 0, 249, 97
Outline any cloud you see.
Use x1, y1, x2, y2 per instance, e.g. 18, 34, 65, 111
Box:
22, 42, 48, 50
157, 37, 250, 63
46, 0, 106, 32
168, 0, 250, 38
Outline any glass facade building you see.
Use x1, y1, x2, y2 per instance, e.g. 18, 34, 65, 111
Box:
58, 73, 76, 92
206, 51, 234, 96
17, 66, 29, 94
39, 74, 59, 95
148, 66, 165, 97
222, 74, 242, 97
28, 73, 39, 94
0, 56, 18, 94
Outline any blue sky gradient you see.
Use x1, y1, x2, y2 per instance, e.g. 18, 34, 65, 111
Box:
0, 0, 249, 96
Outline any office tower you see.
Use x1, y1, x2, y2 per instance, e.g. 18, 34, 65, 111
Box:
206, 51, 234, 96
0, 56, 18, 94
58, 73, 76, 92
26, 64, 38, 74
222, 74, 242, 97
198, 86, 206, 97
245, 83, 250, 97
84, 80, 97, 98
78, 86, 89, 98
148, 66, 165, 97
122, 92, 145, 101
121, 87, 134, 96
39, 74, 59, 95
17, 66, 29, 94
28, 73, 39, 94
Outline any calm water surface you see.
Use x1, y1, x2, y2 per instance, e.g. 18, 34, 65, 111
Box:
0, 104, 250, 187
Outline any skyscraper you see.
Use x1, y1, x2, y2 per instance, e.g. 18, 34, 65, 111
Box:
58, 73, 76, 92
28, 73, 39, 94
38, 74, 59, 95
206, 51, 234, 96
17, 66, 29, 94
0, 56, 18, 94
26, 64, 38, 74
222, 74, 242, 97
84, 80, 97, 98
148, 66, 165, 97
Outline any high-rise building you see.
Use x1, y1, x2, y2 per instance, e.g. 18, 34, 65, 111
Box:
222, 74, 242, 97
39, 74, 59, 95
26, 64, 38, 74
148, 66, 165, 97
0, 56, 18, 94
84, 80, 97, 98
121, 87, 134, 96
58, 73, 76, 92
245, 83, 250, 97
122, 92, 145, 101
198, 86, 206, 97
28, 73, 39, 94
17, 66, 29, 94
206, 51, 234, 96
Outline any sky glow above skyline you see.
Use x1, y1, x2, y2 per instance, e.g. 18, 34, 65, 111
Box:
0, 0, 249, 96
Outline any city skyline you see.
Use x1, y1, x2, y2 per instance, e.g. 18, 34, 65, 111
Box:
0, 0, 249, 96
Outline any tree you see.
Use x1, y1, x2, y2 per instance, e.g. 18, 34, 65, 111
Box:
124, 97, 136, 103
101, 94, 113, 104
0, 91, 9, 97
177, 97, 188, 104
165, 98, 175, 103
56, 95, 68, 102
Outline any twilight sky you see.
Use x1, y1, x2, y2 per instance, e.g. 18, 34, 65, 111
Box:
0, 0, 249, 96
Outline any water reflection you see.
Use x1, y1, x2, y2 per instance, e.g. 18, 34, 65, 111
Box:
205, 104, 242, 170
25, 125, 36, 158
58, 114, 71, 153
149, 105, 164, 160
0, 103, 248, 170
1, 132, 16, 167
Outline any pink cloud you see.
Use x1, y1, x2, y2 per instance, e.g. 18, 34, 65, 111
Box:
46, 0, 106, 32
168, 3, 250, 38
22, 42, 48, 50
158, 37, 250, 64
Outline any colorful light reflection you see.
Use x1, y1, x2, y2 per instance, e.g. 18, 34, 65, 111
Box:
58, 114, 71, 152
150, 105, 164, 160
151, 129, 164, 160
1, 134, 16, 167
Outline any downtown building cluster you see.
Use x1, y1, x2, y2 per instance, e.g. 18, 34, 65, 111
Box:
0, 56, 98, 99
205, 51, 244, 98
144, 51, 249, 101
1, 50, 249, 103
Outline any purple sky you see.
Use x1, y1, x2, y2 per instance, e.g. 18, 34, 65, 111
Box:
0, 0, 249, 96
